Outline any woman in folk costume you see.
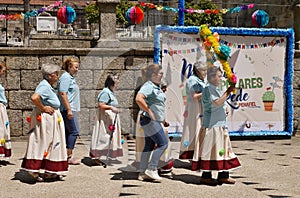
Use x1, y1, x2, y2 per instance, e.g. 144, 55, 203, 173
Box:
90, 74, 123, 163
21, 64, 68, 182
0, 61, 11, 159
179, 61, 207, 165
198, 66, 241, 186
135, 78, 173, 173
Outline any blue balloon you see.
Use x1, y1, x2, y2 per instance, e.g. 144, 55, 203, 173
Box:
252, 10, 269, 27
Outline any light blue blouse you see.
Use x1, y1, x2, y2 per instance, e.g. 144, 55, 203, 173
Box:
185, 74, 206, 103
35, 79, 60, 108
98, 87, 118, 107
58, 72, 80, 112
0, 83, 7, 105
202, 83, 226, 128
138, 81, 166, 122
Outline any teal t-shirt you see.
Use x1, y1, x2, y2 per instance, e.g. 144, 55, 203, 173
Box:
0, 83, 7, 105
185, 74, 206, 103
202, 83, 226, 128
58, 72, 80, 112
138, 81, 166, 122
98, 87, 118, 107
35, 79, 61, 108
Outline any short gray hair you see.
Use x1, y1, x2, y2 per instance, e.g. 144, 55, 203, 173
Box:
41, 64, 60, 79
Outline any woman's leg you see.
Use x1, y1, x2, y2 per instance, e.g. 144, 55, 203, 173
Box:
147, 121, 168, 170
62, 110, 80, 164
217, 171, 236, 184
140, 136, 155, 171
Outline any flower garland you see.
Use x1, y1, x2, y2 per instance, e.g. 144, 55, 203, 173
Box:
199, 24, 237, 88
138, 2, 254, 15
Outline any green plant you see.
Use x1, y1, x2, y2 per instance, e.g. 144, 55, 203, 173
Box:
84, 1, 135, 27
84, 4, 99, 24
175, 0, 223, 26
116, 0, 135, 27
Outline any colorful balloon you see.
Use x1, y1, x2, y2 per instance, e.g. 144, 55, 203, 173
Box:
251, 10, 269, 28
126, 6, 144, 25
57, 5, 76, 24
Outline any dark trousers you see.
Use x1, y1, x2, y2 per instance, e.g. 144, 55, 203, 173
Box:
202, 171, 229, 179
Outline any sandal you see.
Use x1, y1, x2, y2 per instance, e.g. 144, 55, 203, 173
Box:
28, 172, 44, 182
43, 173, 64, 181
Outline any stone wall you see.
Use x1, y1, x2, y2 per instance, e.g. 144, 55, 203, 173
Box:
293, 50, 300, 136
1, 48, 300, 137
0, 48, 153, 137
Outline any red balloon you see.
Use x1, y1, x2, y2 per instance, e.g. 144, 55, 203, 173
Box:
126, 6, 144, 25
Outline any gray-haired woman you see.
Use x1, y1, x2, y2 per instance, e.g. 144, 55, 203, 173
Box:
21, 64, 68, 183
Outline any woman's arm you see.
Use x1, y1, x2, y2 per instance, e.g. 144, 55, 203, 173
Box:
135, 93, 156, 120
31, 93, 54, 115
59, 92, 73, 119
212, 86, 235, 107
191, 92, 202, 101
98, 102, 119, 113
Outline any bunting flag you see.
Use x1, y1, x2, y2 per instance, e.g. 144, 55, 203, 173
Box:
139, 2, 254, 15
163, 46, 203, 55
219, 38, 285, 49
0, 0, 63, 20
165, 34, 285, 49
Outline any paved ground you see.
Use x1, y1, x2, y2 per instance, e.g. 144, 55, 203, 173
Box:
1, 135, 300, 198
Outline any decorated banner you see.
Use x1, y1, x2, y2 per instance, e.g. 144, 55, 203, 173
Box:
161, 32, 205, 136
155, 25, 294, 137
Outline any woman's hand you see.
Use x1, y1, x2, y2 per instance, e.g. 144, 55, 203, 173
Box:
67, 109, 73, 120
111, 106, 119, 114
42, 106, 55, 115
226, 86, 236, 95
226, 107, 229, 117
164, 120, 170, 127
148, 109, 156, 121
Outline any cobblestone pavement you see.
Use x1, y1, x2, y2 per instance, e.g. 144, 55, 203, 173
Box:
1, 135, 300, 198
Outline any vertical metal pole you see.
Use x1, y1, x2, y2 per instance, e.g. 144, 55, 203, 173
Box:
178, 0, 185, 26
24, 0, 30, 47
5, 6, 8, 46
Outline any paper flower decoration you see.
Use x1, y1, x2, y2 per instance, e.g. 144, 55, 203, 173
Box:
36, 115, 42, 122
126, 6, 144, 25
108, 124, 115, 132
219, 148, 225, 156
57, 5, 76, 24
200, 25, 237, 90
43, 151, 49, 158
183, 140, 189, 147
183, 110, 188, 118
252, 10, 269, 28
26, 116, 31, 123
0, 138, 5, 145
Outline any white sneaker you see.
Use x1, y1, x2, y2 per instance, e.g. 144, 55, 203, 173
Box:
145, 169, 162, 181
138, 172, 149, 181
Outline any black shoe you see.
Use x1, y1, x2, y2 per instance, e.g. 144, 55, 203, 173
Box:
200, 177, 218, 186
217, 177, 236, 185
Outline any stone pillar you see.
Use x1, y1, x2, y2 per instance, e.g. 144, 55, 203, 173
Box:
96, 0, 120, 48
293, 4, 300, 49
